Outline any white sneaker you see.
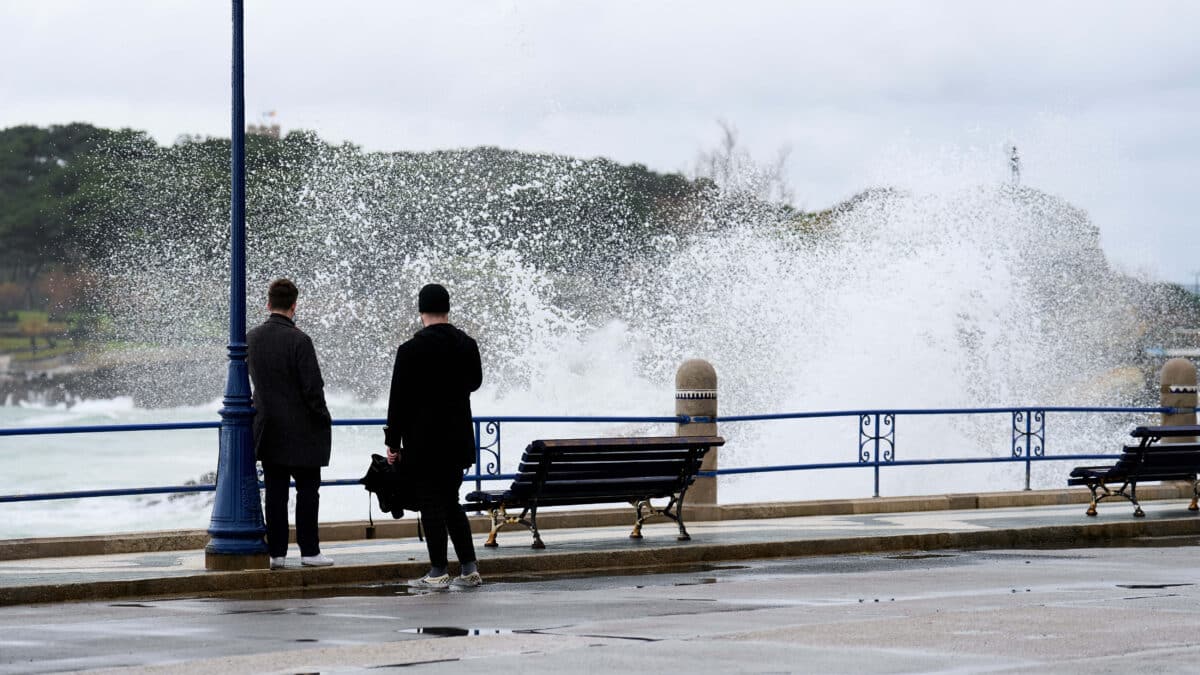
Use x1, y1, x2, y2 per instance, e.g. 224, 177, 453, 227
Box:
408, 573, 451, 589
451, 572, 483, 588
300, 553, 334, 567
269, 557, 287, 570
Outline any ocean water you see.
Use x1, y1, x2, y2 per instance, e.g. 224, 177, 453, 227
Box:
0, 388, 681, 539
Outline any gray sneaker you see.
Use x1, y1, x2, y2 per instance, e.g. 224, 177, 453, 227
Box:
408, 573, 451, 589
451, 572, 483, 588
269, 557, 287, 570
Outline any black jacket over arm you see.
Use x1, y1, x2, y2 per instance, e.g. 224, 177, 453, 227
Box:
385, 323, 482, 473
247, 313, 332, 467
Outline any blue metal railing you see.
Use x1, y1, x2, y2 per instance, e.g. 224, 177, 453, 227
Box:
1, 406, 1195, 505
0, 421, 221, 436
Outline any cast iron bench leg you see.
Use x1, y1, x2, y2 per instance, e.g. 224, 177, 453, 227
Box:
674, 497, 690, 541
484, 506, 506, 548
1190, 479, 1199, 511
528, 504, 545, 549
485, 505, 541, 547
1086, 483, 1100, 516
630, 500, 648, 539
1130, 482, 1144, 517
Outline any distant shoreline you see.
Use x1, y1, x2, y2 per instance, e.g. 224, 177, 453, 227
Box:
0, 349, 223, 408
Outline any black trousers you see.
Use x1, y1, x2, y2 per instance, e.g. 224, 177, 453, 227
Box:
419, 473, 476, 570
262, 462, 321, 558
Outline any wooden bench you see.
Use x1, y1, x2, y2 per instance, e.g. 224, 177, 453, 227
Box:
1068, 424, 1200, 517
463, 435, 724, 549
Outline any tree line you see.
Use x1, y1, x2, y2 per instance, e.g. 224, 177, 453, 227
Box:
1, 123, 752, 315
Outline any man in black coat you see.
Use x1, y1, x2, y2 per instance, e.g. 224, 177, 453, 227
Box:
247, 278, 334, 570
386, 283, 483, 588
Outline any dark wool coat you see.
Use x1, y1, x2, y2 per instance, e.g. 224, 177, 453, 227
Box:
385, 323, 482, 475
247, 313, 332, 467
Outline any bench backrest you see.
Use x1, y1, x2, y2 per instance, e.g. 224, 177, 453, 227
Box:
1114, 442, 1200, 477
510, 436, 725, 505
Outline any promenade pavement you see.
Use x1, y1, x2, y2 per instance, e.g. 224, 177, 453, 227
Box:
3, 489, 1200, 607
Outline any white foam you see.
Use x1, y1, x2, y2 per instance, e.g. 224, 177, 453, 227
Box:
1, 139, 1167, 538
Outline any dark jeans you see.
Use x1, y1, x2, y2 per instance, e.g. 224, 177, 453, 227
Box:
262, 462, 321, 558
419, 473, 476, 570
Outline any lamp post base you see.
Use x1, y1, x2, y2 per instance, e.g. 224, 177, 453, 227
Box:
205, 550, 269, 571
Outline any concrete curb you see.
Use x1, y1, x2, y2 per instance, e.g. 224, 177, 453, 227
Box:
4, 506, 1199, 607
3, 486, 1188, 562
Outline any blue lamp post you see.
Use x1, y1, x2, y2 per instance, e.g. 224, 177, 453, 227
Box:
205, 0, 268, 570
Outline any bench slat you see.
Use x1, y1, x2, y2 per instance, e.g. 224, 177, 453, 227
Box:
516, 460, 698, 475
1120, 443, 1200, 454
1130, 425, 1200, 439
508, 475, 682, 493
522, 449, 706, 462
497, 491, 683, 508
530, 436, 724, 451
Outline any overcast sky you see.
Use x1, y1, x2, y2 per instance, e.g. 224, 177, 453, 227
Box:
2, 1, 1197, 283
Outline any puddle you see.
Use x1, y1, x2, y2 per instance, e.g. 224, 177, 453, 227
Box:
673, 577, 718, 586
371, 659, 460, 668
498, 562, 750, 584
1024, 535, 1200, 550
214, 583, 417, 601
398, 627, 513, 638
1116, 583, 1194, 589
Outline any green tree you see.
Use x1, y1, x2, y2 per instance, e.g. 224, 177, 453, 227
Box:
0, 123, 149, 309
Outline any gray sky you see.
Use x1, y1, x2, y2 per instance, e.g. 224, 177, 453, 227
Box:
3, 0, 1197, 283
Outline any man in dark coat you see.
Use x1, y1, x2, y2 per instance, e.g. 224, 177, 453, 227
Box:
386, 283, 483, 588
247, 278, 334, 570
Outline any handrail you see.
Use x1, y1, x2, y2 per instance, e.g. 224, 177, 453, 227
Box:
0, 421, 221, 436
0, 408, 1181, 438
699, 406, 1183, 424
2, 406, 1196, 506
337, 415, 684, 425
702, 453, 1118, 477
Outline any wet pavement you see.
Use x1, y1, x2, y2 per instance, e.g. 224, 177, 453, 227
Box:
5, 500, 1200, 607
4, 545, 1200, 673
4, 498, 1200, 671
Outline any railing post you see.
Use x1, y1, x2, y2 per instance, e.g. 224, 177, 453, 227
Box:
1161, 358, 1198, 441
1012, 409, 1043, 491
676, 359, 718, 508
473, 420, 482, 494
205, 0, 268, 571
1024, 410, 1032, 491
875, 415, 883, 498
859, 413, 894, 498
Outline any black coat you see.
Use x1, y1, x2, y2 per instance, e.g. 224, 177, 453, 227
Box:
385, 322, 482, 474
247, 313, 332, 467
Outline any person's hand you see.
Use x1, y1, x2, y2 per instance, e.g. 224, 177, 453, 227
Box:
386, 447, 399, 465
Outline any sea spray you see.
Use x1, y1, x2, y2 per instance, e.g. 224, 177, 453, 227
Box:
1, 135, 1184, 537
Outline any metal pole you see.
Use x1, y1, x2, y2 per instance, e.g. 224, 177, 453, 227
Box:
873, 414, 881, 498
205, 0, 268, 570
474, 420, 482, 495
1024, 412, 1032, 491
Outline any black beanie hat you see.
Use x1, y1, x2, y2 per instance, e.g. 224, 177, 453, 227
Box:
418, 283, 450, 313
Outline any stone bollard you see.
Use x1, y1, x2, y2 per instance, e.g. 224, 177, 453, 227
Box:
676, 359, 718, 508
1160, 358, 1198, 442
